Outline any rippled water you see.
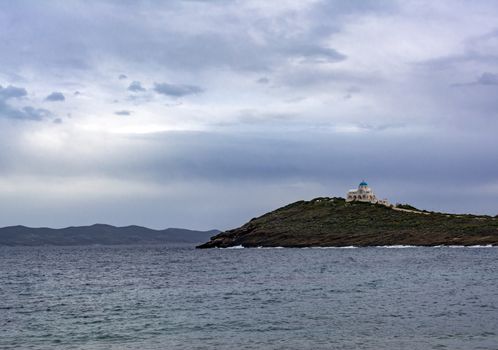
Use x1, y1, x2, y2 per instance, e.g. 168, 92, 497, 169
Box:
1, 245, 497, 350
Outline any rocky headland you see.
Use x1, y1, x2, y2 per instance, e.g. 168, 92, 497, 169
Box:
197, 197, 498, 248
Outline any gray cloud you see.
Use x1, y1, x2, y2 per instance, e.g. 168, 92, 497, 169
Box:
0, 85, 27, 100
45, 92, 65, 102
0, 102, 51, 121
257, 77, 269, 84
289, 45, 346, 63
277, 67, 377, 89
154, 82, 203, 97
451, 72, 498, 87
0, 1, 354, 75
0, 84, 50, 121
20, 106, 52, 120
128, 81, 146, 92
420, 28, 498, 74
115, 110, 131, 116
118, 74, 128, 80
477, 72, 498, 85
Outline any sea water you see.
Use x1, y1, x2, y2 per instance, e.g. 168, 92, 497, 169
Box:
1, 245, 497, 350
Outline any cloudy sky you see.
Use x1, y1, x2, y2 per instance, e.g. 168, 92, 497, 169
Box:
1, 0, 498, 230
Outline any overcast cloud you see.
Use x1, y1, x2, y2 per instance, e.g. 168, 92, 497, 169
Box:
0, 0, 498, 230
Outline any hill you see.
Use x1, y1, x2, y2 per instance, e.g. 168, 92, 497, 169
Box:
0, 224, 219, 246
197, 197, 498, 248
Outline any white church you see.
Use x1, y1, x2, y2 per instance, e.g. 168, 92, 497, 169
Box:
346, 181, 390, 206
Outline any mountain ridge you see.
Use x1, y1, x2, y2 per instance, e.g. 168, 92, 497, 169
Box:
0, 224, 220, 246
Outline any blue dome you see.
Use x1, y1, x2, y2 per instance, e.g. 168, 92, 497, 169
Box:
359, 181, 368, 186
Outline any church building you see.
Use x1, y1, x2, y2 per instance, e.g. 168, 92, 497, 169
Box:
346, 181, 390, 206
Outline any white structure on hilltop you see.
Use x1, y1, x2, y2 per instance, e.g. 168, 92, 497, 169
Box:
346, 181, 390, 206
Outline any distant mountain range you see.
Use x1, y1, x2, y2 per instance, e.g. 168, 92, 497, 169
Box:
198, 197, 498, 248
0, 224, 220, 246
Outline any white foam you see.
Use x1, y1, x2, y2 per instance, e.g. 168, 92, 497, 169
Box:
434, 245, 495, 248
257, 246, 357, 249
375, 245, 496, 248
222, 244, 495, 249
310, 246, 358, 249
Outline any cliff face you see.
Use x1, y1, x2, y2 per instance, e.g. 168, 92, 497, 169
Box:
197, 197, 498, 248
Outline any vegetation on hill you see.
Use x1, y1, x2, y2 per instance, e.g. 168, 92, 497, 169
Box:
197, 197, 498, 248
395, 203, 421, 211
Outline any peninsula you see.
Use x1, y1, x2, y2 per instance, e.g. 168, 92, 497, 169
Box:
197, 195, 498, 248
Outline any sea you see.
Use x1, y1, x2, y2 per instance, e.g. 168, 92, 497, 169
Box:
1, 245, 497, 350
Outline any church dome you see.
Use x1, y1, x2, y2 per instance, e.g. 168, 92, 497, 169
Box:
359, 181, 368, 186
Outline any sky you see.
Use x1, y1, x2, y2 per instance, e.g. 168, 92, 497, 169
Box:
1, 0, 498, 230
